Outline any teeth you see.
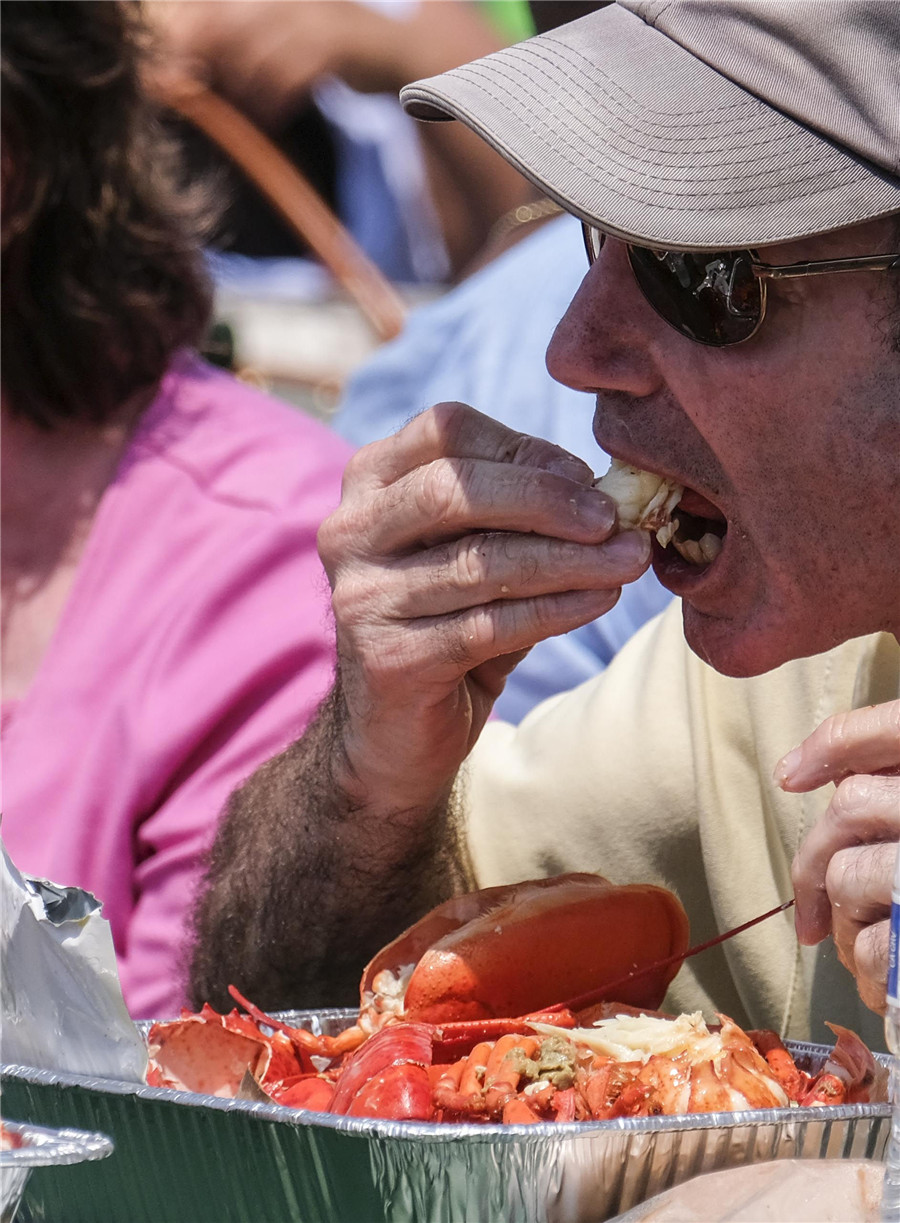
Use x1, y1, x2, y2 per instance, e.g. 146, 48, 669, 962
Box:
655, 519, 677, 548
672, 532, 723, 566
674, 537, 702, 564
698, 532, 723, 563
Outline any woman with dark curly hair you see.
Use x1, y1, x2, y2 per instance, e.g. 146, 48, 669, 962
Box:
1, 1, 352, 1018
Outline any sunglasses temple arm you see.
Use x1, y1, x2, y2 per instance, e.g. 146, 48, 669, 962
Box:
755, 254, 900, 281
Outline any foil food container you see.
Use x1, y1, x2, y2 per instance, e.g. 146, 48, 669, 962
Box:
1, 1009, 890, 1223
0, 1120, 113, 1223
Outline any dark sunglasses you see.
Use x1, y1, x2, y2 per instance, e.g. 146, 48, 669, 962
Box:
582, 224, 900, 347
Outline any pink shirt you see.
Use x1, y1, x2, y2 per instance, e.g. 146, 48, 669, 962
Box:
2, 355, 352, 1019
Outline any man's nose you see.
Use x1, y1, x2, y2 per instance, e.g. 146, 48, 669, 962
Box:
546, 237, 662, 398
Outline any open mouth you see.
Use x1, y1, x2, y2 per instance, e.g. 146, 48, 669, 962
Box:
666, 489, 727, 567
593, 460, 727, 571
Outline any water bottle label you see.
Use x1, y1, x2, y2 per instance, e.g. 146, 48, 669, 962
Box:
888, 893, 900, 1011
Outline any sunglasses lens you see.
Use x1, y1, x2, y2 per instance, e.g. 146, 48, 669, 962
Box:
627, 246, 762, 345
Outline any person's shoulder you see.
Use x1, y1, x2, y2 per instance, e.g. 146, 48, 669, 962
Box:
135, 353, 352, 518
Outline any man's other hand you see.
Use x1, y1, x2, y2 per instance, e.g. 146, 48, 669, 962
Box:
783, 699, 900, 1014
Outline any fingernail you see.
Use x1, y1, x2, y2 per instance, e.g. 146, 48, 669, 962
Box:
793, 899, 829, 946
547, 453, 594, 482
602, 529, 651, 564
574, 487, 616, 532
774, 747, 802, 788
793, 907, 813, 945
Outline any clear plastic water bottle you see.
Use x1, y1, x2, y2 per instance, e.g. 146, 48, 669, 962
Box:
882, 845, 900, 1221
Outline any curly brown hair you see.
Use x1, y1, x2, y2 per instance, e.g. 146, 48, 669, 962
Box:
1, 0, 213, 429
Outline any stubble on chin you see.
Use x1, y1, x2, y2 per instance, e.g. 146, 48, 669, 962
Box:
680, 603, 779, 679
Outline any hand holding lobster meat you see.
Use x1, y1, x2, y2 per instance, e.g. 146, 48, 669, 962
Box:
784, 699, 900, 1014
150, 873, 880, 1122
317, 404, 651, 816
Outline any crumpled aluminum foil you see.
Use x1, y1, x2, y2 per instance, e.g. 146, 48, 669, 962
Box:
0, 840, 146, 1082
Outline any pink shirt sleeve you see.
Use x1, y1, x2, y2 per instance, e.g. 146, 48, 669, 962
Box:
1, 357, 352, 1018
115, 512, 339, 1018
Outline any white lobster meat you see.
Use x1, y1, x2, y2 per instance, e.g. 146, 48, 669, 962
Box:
593, 459, 683, 547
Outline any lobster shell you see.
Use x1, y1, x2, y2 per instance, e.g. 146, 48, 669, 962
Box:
361, 873, 690, 1023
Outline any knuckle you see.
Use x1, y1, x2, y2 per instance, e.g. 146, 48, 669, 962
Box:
508, 537, 542, 586
812, 700, 900, 756
458, 605, 499, 656
859, 980, 887, 1015
317, 504, 362, 573
453, 536, 492, 590
804, 708, 856, 760
501, 431, 590, 481
856, 921, 890, 982
425, 400, 475, 446
824, 709, 856, 749
420, 613, 486, 672
823, 847, 857, 902
824, 841, 894, 906
328, 576, 355, 625
316, 515, 340, 572
830, 773, 877, 820
340, 440, 380, 490
408, 460, 464, 525
530, 593, 569, 633
315, 520, 344, 577
790, 854, 807, 891
408, 452, 481, 523
505, 432, 560, 468
440, 635, 480, 670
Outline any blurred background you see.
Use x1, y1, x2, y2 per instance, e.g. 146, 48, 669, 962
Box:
144, 0, 548, 417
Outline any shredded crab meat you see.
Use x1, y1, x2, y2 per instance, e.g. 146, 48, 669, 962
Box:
593, 459, 683, 547
531, 1012, 722, 1065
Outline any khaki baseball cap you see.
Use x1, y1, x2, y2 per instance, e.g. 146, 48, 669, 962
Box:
401, 1, 900, 250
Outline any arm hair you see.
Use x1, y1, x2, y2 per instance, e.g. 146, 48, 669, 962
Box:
187, 682, 469, 1011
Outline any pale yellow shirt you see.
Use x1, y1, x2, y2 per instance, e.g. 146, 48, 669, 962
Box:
461, 601, 900, 1049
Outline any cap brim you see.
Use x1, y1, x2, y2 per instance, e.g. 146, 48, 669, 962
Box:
400, 5, 900, 251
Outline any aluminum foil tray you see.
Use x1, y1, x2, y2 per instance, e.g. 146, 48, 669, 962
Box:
0, 1120, 113, 1223
1, 1009, 890, 1223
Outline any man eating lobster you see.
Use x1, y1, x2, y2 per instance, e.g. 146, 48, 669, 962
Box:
186, 0, 900, 1059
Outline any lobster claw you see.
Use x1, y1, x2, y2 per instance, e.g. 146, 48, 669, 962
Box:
360, 873, 690, 1026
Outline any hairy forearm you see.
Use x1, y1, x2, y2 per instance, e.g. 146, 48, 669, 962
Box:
187, 403, 635, 1013
187, 683, 468, 1012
